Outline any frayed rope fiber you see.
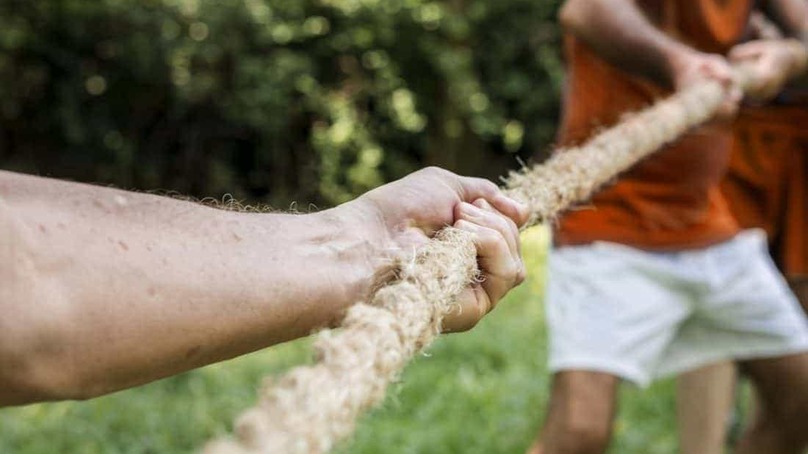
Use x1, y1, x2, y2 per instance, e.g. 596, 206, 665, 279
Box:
204, 71, 753, 454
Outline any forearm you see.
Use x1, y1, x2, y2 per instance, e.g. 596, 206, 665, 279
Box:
747, 11, 784, 40
559, 0, 693, 87
765, 0, 808, 43
0, 171, 389, 405
763, 0, 808, 75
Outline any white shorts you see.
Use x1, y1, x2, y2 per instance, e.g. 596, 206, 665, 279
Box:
546, 229, 808, 387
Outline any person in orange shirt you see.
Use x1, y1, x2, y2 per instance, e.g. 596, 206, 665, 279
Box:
527, 1, 808, 453
677, 9, 808, 454
725, 29, 808, 311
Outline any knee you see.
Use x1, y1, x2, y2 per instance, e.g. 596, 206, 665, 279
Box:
548, 415, 612, 454
542, 372, 617, 454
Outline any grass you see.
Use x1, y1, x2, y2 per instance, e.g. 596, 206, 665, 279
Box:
1, 227, 685, 453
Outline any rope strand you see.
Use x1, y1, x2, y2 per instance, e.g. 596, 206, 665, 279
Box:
204, 71, 750, 454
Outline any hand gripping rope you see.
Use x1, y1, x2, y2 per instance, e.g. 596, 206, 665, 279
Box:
204, 68, 757, 454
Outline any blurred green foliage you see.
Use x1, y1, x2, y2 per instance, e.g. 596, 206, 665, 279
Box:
0, 0, 562, 206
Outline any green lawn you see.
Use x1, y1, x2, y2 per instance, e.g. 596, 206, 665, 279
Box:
1, 228, 685, 453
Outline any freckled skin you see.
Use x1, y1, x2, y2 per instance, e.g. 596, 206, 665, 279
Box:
0, 168, 528, 405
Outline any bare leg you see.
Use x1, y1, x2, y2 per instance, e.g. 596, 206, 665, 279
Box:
676, 362, 736, 454
736, 353, 808, 454
750, 277, 808, 450
527, 371, 619, 454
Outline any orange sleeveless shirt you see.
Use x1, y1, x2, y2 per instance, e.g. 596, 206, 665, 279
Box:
555, 0, 753, 250
722, 102, 808, 277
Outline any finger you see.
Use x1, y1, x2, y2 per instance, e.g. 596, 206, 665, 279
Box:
729, 45, 763, 62
489, 193, 530, 229
473, 198, 520, 241
454, 174, 500, 203
725, 84, 742, 111
746, 69, 785, 101
702, 55, 734, 83
455, 201, 519, 257
712, 69, 741, 118
454, 219, 525, 307
473, 198, 521, 254
442, 286, 491, 333
418, 166, 500, 205
456, 175, 529, 227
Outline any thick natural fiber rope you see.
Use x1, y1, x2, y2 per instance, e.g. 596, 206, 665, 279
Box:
203, 71, 752, 454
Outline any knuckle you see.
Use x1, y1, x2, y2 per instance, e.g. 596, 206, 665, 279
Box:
515, 262, 527, 285
480, 291, 498, 314
486, 210, 509, 229
422, 166, 450, 179
477, 294, 492, 316
464, 317, 481, 331
468, 288, 490, 322
482, 179, 499, 194
480, 228, 506, 249
506, 260, 521, 281
469, 177, 500, 197
503, 215, 519, 234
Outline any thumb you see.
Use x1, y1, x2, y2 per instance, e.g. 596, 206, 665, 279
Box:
729, 45, 763, 62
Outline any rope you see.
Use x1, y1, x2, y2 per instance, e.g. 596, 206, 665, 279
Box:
203, 70, 753, 454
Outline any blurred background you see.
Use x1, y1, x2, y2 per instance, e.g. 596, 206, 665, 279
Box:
0, 0, 563, 207
0, 1, 691, 453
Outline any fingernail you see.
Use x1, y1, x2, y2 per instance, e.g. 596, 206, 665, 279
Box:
460, 202, 479, 215
505, 195, 529, 213
494, 193, 514, 206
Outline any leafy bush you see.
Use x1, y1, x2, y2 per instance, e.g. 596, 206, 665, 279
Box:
0, 0, 562, 206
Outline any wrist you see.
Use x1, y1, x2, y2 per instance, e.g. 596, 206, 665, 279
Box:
326, 197, 395, 257
232, 205, 396, 333
665, 45, 700, 89
312, 200, 398, 303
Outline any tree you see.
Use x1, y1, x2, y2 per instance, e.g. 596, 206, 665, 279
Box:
0, 0, 563, 206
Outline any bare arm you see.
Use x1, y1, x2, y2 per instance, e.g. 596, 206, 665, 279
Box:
560, 0, 697, 87
764, 0, 808, 44
748, 11, 785, 40
0, 168, 527, 406
766, 0, 808, 74
559, 0, 741, 113
727, 2, 808, 100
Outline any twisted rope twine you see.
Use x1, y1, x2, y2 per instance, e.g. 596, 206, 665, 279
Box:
204, 72, 750, 454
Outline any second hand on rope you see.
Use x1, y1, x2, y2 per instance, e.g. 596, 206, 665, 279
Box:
203, 69, 754, 454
